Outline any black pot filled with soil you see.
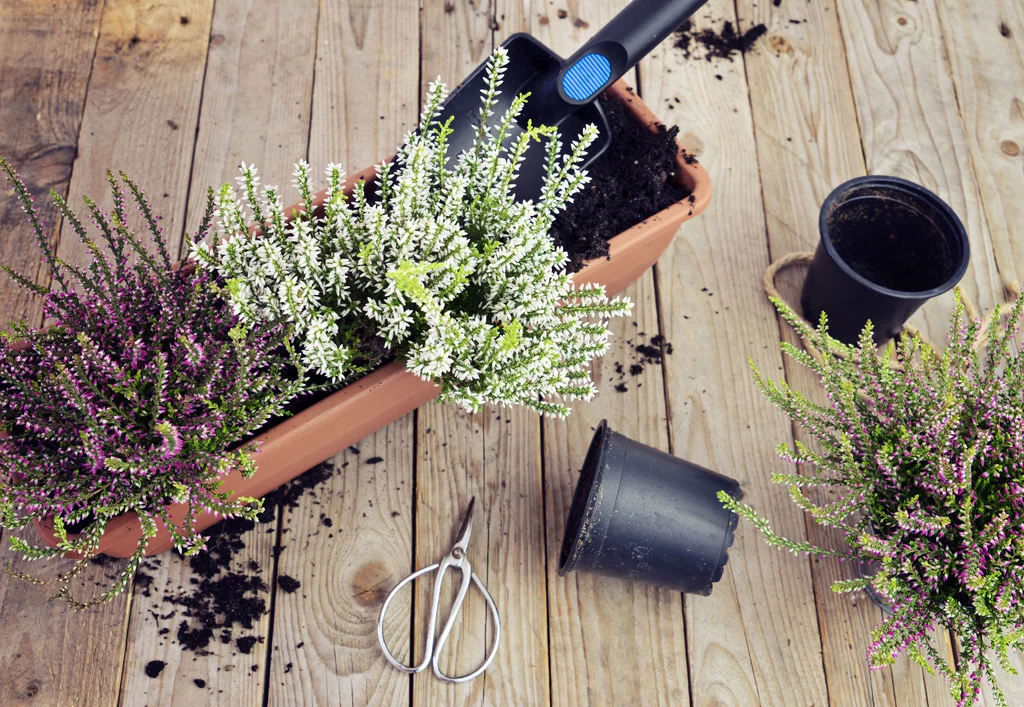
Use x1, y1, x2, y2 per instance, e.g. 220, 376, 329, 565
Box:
558, 420, 741, 594
801, 175, 970, 345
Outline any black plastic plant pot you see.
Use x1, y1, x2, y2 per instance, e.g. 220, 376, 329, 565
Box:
558, 420, 742, 595
800, 175, 970, 345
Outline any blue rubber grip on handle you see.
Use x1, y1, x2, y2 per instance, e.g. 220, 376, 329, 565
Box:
561, 54, 614, 101
556, 0, 709, 105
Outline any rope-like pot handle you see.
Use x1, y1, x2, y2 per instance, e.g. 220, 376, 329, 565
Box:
762, 252, 1019, 367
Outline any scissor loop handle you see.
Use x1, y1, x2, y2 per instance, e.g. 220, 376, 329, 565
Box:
377, 563, 440, 674
432, 559, 501, 684
377, 558, 501, 683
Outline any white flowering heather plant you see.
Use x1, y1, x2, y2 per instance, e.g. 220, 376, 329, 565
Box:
720, 293, 1024, 706
193, 47, 631, 416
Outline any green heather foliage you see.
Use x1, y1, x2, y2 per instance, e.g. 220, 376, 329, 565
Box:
193, 47, 632, 417
720, 293, 1024, 706
0, 159, 302, 609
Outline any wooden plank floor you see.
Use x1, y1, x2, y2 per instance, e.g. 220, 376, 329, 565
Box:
0, 0, 1022, 705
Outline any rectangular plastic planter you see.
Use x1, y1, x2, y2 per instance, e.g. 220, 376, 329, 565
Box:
35, 80, 711, 558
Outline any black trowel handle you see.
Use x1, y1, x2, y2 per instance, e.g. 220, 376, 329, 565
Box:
556, 0, 709, 105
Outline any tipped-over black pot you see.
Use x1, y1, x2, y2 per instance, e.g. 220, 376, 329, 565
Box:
801, 175, 970, 345
558, 420, 741, 595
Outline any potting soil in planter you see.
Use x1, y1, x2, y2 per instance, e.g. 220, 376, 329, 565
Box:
552, 93, 693, 273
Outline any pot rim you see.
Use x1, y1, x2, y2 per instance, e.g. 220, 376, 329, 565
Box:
558, 419, 613, 574
817, 175, 970, 301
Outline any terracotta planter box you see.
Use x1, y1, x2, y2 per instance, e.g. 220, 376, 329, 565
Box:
34, 80, 711, 558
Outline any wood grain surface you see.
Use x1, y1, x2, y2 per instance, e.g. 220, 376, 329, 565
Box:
0, 0, 1022, 705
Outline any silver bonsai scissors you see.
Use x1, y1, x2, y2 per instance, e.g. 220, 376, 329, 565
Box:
377, 497, 500, 683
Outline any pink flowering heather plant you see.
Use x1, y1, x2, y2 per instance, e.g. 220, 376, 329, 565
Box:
0, 159, 303, 609
720, 292, 1024, 706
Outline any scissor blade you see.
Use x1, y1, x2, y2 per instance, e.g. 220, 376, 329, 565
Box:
452, 496, 476, 553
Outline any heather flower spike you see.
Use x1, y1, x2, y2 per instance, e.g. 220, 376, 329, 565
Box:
193, 47, 631, 417
721, 292, 1024, 706
0, 157, 302, 609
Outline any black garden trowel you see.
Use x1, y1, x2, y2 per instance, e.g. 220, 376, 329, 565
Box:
435, 0, 709, 201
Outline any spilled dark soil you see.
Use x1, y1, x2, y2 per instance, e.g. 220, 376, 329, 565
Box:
611, 329, 675, 393
673, 19, 769, 61
125, 461, 336, 681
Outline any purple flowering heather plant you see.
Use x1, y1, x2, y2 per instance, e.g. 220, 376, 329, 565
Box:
0, 158, 303, 609
719, 292, 1024, 706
